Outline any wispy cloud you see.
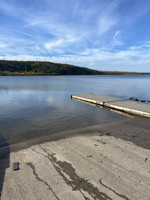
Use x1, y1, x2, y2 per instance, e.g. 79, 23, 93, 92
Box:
2, 43, 150, 72
0, 1, 16, 16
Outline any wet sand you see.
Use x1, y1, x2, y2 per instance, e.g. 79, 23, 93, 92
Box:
1, 118, 150, 200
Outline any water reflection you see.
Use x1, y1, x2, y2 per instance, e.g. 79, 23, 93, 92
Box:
0, 75, 150, 146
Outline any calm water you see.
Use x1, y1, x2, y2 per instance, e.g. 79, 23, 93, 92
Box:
1, 75, 150, 146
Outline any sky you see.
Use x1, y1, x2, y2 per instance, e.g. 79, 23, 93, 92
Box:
0, 0, 150, 72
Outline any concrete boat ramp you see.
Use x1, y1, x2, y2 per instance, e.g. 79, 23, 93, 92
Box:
71, 93, 150, 118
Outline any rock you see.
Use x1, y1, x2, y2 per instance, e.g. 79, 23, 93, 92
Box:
87, 155, 92, 158
145, 158, 148, 162
13, 162, 20, 171
129, 97, 139, 101
141, 100, 146, 102
97, 140, 106, 145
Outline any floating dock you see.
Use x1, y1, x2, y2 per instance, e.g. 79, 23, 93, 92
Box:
71, 93, 150, 118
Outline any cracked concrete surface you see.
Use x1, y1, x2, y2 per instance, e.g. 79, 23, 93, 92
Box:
26, 162, 60, 200
1, 119, 150, 200
39, 145, 112, 200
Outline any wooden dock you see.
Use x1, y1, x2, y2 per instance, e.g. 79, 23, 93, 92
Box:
71, 93, 150, 118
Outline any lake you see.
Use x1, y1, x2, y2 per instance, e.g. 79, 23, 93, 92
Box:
0, 75, 150, 147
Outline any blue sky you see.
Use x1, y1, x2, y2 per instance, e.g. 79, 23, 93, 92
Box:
0, 0, 150, 72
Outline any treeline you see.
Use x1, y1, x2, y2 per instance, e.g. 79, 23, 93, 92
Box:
0, 60, 149, 75
0, 60, 105, 75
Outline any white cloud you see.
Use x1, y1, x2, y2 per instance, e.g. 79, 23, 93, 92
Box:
1, 43, 150, 72
49, 46, 150, 72
110, 31, 123, 46
113, 31, 120, 40
0, 41, 8, 48
0, 0, 32, 19
98, 16, 118, 35
0, 55, 51, 61
44, 33, 84, 54
0, 1, 15, 15
96, 0, 121, 35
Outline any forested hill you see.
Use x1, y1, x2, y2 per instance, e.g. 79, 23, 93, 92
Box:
0, 60, 104, 75
0, 60, 148, 75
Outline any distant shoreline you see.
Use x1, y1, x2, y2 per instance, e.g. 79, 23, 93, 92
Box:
1, 72, 150, 76
0, 60, 149, 76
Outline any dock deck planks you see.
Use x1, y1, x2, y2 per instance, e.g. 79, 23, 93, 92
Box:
71, 93, 150, 118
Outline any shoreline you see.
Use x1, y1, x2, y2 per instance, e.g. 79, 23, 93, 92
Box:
1, 73, 150, 76
7, 117, 150, 151
1, 117, 150, 199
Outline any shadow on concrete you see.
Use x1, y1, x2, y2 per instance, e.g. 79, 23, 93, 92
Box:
0, 132, 10, 198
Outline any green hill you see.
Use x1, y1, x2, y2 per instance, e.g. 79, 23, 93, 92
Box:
0, 60, 148, 75
0, 60, 105, 75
